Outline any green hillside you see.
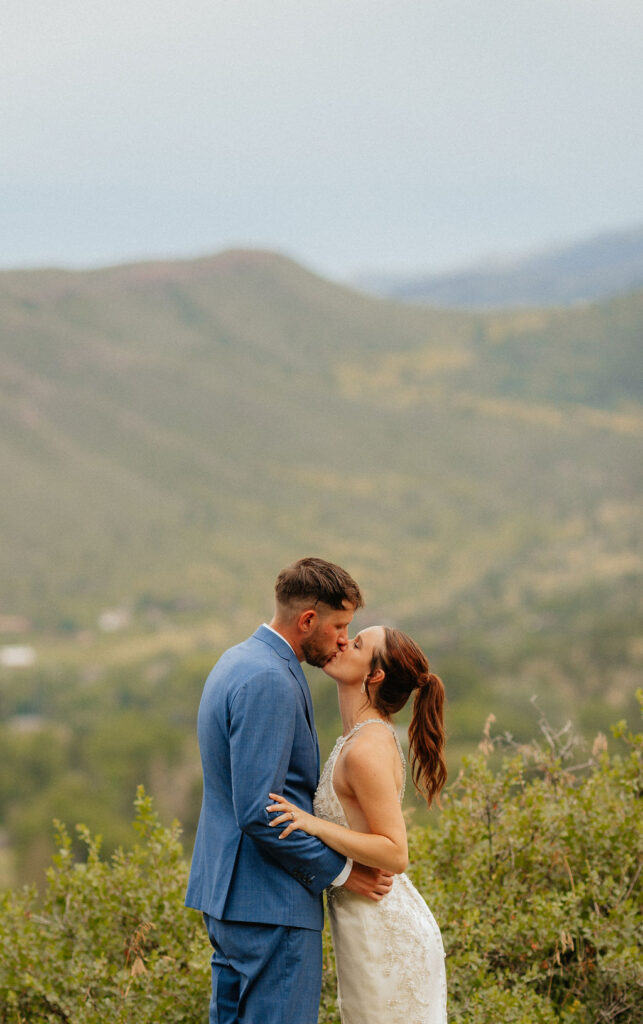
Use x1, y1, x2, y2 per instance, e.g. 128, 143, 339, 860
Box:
1, 250, 640, 628
0, 250, 641, 883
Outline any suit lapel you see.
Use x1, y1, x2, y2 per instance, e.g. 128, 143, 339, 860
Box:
253, 626, 321, 774
288, 658, 321, 775
289, 658, 314, 728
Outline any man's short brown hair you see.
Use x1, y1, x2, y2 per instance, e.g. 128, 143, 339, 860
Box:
274, 557, 364, 611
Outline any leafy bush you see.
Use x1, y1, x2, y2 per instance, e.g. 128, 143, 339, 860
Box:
0, 790, 209, 1024
406, 695, 643, 1023
0, 698, 640, 1023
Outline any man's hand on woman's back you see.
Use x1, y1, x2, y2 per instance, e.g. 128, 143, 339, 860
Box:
342, 862, 394, 902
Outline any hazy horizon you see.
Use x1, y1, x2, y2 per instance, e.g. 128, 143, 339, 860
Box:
3, 1, 643, 278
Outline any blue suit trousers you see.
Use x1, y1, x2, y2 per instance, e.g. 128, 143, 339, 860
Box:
204, 914, 322, 1024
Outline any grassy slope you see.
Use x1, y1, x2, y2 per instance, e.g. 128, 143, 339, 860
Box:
0, 251, 641, 721
1, 250, 641, 881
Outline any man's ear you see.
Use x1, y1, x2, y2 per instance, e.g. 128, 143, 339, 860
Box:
297, 609, 317, 633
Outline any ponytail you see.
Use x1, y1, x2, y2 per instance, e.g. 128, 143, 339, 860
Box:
408, 671, 447, 806
369, 629, 447, 807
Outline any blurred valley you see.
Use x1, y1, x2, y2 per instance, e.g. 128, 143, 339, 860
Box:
0, 247, 641, 885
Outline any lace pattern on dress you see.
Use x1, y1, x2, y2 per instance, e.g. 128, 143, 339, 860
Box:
314, 718, 406, 822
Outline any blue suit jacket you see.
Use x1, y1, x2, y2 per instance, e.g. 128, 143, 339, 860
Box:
185, 625, 346, 929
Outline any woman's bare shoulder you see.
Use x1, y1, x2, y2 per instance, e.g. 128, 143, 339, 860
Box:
342, 722, 399, 771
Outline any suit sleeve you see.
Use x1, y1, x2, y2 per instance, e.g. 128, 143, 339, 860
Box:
228, 666, 346, 895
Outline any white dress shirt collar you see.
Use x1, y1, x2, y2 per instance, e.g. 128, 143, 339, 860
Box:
262, 622, 297, 657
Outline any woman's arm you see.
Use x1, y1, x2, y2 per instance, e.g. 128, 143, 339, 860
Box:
267, 730, 408, 874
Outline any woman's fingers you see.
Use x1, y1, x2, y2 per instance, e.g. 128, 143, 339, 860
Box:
266, 793, 309, 838
276, 824, 295, 839
267, 794, 292, 813
268, 812, 295, 827
266, 795, 298, 836
266, 802, 292, 817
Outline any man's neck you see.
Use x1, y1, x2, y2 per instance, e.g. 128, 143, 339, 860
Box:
266, 619, 303, 661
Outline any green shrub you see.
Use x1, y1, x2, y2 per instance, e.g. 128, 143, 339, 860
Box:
406, 695, 643, 1023
0, 697, 640, 1023
0, 790, 209, 1024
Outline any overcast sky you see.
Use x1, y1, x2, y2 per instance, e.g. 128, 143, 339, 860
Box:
2, 0, 642, 277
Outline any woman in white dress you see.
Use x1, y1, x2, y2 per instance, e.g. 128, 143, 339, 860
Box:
267, 625, 447, 1024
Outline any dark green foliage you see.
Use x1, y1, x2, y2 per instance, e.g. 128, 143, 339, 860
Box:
1, 701, 640, 1023
0, 654, 209, 883
0, 789, 209, 1023
1, 645, 641, 886
405, 696, 643, 1023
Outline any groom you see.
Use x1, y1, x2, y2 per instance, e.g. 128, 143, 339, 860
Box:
186, 557, 393, 1023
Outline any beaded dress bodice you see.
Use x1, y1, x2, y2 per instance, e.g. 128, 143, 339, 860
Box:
313, 718, 405, 827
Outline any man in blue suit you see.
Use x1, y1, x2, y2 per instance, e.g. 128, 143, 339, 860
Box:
186, 557, 393, 1023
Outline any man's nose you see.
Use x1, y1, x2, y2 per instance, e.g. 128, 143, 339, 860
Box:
337, 633, 349, 650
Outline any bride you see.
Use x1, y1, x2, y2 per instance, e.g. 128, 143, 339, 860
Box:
267, 625, 447, 1024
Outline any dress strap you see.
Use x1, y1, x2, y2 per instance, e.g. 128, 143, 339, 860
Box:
346, 717, 392, 738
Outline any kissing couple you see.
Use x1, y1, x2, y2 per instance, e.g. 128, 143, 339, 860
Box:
186, 557, 447, 1023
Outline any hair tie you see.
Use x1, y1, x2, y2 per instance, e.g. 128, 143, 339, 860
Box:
416, 671, 430, 690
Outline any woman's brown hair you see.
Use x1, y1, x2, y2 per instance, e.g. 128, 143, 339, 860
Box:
365, 627, 447, 806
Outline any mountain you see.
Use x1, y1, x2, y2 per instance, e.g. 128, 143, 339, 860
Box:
0, 249, 641, 739
353, 226, 643, 309
1, 247, 641, 884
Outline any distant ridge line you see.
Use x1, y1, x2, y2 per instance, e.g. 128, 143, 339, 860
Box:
352, 225, 643, 310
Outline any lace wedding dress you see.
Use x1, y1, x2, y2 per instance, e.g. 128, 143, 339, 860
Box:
314, 720, 447, 1024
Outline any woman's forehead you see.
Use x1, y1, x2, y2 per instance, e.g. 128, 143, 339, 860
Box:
355, 625, 385, 645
